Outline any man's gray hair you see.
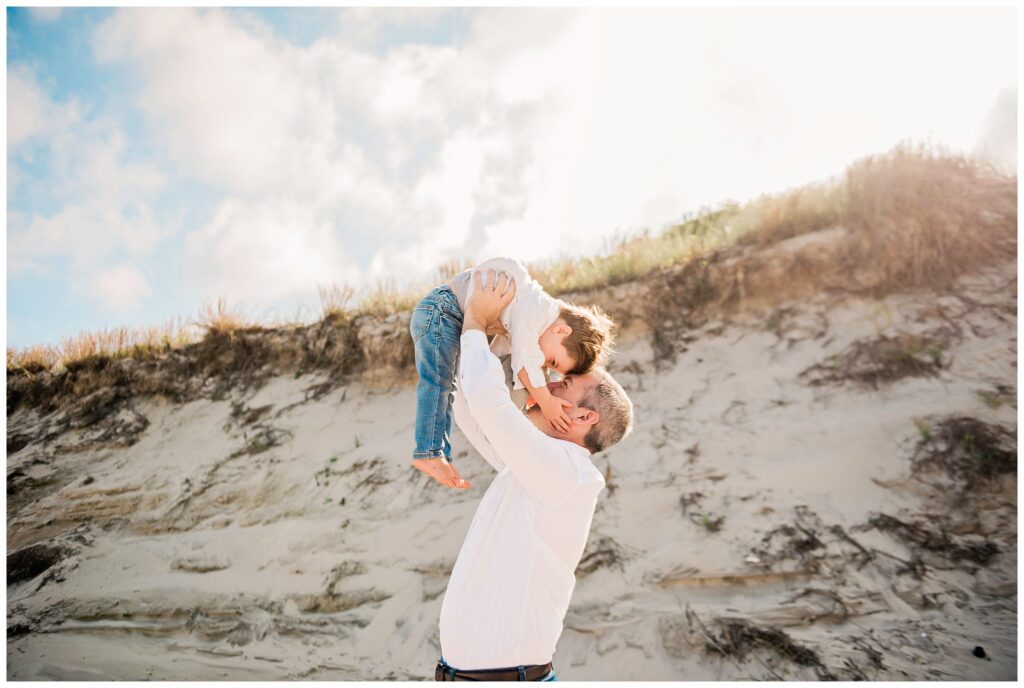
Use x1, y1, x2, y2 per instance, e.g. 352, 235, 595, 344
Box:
577, 367, 634, 454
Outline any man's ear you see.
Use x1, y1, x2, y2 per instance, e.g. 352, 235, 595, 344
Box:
575, 408, 599, 427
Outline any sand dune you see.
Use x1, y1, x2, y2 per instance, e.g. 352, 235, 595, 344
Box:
6, 258, 1016, 680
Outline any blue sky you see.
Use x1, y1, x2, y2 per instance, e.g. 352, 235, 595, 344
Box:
6, 6, 1017, 351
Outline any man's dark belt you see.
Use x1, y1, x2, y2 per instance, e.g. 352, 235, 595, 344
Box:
435, 660, 554, 681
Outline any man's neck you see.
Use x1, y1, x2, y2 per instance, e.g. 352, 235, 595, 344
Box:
525, 406, 547, 434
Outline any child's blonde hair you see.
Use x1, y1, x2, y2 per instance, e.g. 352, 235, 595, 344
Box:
558, 302, 615, 375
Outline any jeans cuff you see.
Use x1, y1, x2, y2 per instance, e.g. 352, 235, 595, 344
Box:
412, 449, 449, 460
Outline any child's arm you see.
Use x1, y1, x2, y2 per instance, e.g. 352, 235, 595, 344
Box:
517, 367, 573, 433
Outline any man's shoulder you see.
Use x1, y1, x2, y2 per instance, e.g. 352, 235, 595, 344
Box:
507, 434, 601, 487
582, 455, 606, 491
564, 443, 605, 491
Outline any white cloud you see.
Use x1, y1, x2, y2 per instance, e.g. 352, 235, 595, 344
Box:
334, 7, 469, 53
10, 199, 165, 269
183, 196, 360, 304
28, 7, 63, 22
94, 8, 309, 195
88, 6, 1017, 305
8, 112, 169, 273
77, 263, 153, 312
7, 68, 172, 319
7, 65, 80, 151
91, 7, 546, 298
7, 67, 49, 149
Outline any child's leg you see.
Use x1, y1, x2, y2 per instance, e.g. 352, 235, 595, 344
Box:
411, 287, 470, 489
410, 286, 464, 462
441, 349, 460, 460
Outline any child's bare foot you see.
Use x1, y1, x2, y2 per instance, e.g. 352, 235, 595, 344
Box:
412, 458, 470, 489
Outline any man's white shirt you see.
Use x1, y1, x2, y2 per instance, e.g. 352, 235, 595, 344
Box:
438, 330, 605, 670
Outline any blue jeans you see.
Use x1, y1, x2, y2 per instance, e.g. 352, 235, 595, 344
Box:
437, 656, 558, 681
410, 286, 464, 461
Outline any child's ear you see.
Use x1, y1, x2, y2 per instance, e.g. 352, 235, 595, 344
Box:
556, 323, 572, 337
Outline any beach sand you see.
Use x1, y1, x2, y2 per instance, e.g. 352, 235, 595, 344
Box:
7, 260, 1016, 680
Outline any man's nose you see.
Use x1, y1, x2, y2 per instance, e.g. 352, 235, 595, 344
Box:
546, 380, 560, 393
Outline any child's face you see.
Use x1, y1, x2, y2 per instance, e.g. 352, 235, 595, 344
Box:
539, 319, 576, 374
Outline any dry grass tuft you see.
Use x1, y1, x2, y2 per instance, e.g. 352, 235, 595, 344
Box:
360, 278, 421, 317
835, 141, 1017, 294
7, 345, 61, 374
531, 205, 736, 296
732, 183, 842, 248
317, 283, 357, 322
194, 297, 258, 335
7, 317, 198, 375
434, 257, 475, 283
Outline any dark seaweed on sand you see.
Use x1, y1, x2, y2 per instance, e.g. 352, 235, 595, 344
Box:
800, 332, 949, 389
862, 513, 1000, 566
686, 607, 838, 680
909, 416, 1016, 486
575, 535, 630, 578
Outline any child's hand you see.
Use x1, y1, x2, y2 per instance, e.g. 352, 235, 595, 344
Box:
537, 394, 574, 433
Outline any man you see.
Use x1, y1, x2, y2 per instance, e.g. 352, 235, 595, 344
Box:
434, 270, 634, 681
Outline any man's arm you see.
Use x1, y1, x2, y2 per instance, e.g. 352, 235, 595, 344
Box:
451, 387, 506, 474
459, 330, 584, 509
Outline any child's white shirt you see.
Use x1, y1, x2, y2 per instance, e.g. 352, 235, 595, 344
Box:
450, 257, 560, 391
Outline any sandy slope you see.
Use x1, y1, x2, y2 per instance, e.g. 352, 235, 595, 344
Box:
6, 261, 1016, 680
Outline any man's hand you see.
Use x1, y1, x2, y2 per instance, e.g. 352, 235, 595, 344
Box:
464, 269, 515, 334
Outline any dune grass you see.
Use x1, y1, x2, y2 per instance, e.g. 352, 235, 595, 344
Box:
7, 141, 1016, 375
317, 283, 357, 322
8, 316, 200, 374
833, 142, 1016, 292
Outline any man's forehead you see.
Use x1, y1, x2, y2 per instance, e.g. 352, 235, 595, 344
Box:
565, 372, 598, 390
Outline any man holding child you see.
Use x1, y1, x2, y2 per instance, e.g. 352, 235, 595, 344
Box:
431, 269, 634, 681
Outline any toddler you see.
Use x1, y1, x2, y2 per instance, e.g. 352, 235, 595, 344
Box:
409, 257, 614, 488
